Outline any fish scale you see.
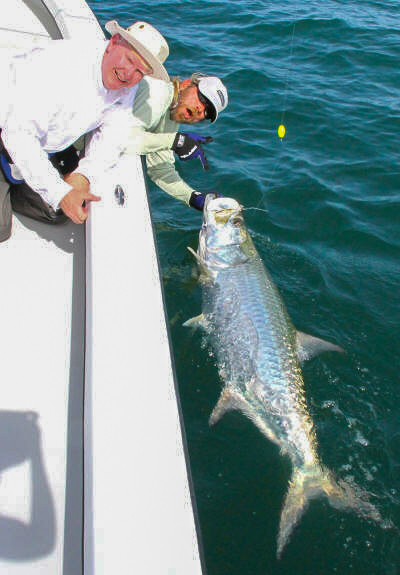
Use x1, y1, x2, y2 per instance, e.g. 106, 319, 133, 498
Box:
207, 259, 311, 447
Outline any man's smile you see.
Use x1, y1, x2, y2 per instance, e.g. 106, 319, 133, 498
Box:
114, 69, 128, 83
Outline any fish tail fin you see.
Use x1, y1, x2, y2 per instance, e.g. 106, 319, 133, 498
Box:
277, 464, 385, 559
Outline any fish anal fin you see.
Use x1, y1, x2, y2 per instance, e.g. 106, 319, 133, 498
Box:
209, 388, 248, 426
296, 331, 345, 363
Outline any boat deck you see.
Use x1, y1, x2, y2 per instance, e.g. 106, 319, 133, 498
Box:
0, 1, 202, 573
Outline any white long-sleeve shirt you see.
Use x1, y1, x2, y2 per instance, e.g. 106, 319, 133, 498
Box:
0, 40, 137, 209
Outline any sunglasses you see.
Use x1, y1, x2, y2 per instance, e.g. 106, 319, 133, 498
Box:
195, 86, 211, 120
191, 73, 212, 120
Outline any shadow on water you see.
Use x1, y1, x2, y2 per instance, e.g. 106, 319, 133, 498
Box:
0, 410, 56, 560
13, 214, 86, 574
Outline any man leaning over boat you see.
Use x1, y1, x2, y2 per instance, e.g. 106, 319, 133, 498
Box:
124, 57, 228, 212
71, 20, 229, 214
0, 20, 169, 242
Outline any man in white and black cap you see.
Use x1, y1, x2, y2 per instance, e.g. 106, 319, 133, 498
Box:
122, 62, 229, 211
0, 20, 169, 240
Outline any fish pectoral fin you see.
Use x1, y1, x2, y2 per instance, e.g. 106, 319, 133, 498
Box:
209, 388, 249, 426
187, 246, 205, 266
182, 313, 208, 329
187, 247, 212, 280
296, 331, 345, 363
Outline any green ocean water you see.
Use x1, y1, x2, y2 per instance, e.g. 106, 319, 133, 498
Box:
89, 1, 400, 573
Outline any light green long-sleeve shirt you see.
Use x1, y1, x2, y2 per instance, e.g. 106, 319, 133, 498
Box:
124, 77, 194, 205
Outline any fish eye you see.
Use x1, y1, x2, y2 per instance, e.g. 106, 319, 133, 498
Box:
231, 216, 243, 227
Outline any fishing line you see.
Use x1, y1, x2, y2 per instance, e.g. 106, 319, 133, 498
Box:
254, 21, 297, 210
243, 206, 270, 214
279, 21, 297, 135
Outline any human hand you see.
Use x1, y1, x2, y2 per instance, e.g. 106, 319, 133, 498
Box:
64, 172, 90, 194
171, 132, 213, 170
189, 190, 222, 211
59, 187, 101, 224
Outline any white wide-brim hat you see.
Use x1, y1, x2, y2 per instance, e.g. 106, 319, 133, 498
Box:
105, 20, 170, 82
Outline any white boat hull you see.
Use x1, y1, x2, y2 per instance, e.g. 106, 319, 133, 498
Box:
85, 155, 202, 574
0, 1, 202, 573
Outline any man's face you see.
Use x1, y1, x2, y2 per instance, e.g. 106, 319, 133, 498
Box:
170, 80, 209, 124
102, 35, 152, 90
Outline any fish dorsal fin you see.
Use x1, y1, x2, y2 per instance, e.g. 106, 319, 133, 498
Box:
182, 313, 208, 330
296, 331, 345, 363
209, 388, 250, 426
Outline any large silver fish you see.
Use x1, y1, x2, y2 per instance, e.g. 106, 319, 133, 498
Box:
184, 195, 382, 557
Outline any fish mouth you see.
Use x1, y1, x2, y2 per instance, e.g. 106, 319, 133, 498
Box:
203, 196, 242, 226
200, 196, 247, 259
205, 196, 241, 213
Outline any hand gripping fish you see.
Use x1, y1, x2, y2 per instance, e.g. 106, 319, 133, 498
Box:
184, 195, 385, 558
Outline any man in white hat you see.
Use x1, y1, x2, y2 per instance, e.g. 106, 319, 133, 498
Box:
125, 71, 228, 211
0, 20, 169, 241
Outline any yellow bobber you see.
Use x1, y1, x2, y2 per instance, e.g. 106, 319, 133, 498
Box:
278, 125, 286, 139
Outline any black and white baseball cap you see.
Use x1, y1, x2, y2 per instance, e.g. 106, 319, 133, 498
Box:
192, 74, 228, 123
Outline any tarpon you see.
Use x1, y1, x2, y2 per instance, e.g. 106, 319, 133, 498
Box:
184, 195, 383, 557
